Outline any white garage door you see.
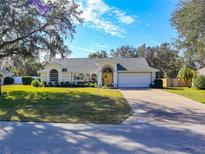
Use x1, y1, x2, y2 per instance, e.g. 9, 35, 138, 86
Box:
118, 73, 151, 88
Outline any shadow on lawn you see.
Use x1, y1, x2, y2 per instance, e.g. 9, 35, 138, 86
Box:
0, 121, 205, 153
165, 87, 185, 90
0, 90, 131, 124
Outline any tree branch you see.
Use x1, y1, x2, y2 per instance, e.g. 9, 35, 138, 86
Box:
0, 23, 49, 50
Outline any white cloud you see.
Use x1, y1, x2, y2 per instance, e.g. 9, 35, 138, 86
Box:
146, 23, 150, 27
147, 13, 153, 17
112, 8, 135, 24
77, 0, 135, 37
145, 35, 152, 39
92, 42, 107, 48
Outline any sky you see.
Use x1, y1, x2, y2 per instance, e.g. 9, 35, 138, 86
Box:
66, 0, 179, 58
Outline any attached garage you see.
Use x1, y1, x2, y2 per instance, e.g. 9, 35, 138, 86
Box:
118, 72, 152, 88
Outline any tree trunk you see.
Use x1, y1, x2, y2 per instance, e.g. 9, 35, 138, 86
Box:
185, 79, 191, 88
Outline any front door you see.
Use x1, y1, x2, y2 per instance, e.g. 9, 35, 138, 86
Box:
102, 72, 113, 85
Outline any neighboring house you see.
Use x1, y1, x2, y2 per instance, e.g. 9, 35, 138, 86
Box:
0, 68, 13, 84
38, 58, 158, 88
0, 68, 13, 79
198, 67, 205, 76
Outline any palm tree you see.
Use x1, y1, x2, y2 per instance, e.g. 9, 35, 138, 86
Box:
0, 73, 2, 95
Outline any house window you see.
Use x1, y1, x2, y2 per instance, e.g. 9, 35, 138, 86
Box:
103, 68, 112, 73
91, 74, 97, 82
86, 73, 90, 81
50, 69, 58, 82
78, 73, 84, 80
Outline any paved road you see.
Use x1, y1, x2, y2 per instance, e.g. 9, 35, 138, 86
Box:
1, 89, 205, 154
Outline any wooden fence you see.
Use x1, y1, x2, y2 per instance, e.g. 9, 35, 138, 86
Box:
162, 78, 189, 88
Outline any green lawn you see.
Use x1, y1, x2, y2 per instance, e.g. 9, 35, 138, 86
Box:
165, 87, 205, 104
0, 85, 131, 123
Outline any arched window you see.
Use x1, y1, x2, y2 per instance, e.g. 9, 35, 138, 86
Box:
103, 67, 112, 73
50, 69, 58, 82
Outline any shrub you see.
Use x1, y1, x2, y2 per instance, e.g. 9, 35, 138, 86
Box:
31, 80, 39, 87
3, 77, 14, 85
76, 81, 84, 87
69, 82, 75, 87
149, 83, 155, 88
31, 80, 44, 87
177, 67, 194, 88
89, 82, 97, 87
39, 81, 44, 87
44, 82, 48, 87
153, 79, 163, 88
54, 82, 60, 87
193, 76, 205, 89
48, 82, 54, 87
65, 82, 70, 87
60, 82, 66, 87
22, 76, 33, 85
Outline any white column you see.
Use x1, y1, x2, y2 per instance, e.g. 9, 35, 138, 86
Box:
58, 69, 62, 83
113, 71, 118, 88
151, 72, 156, 82
97, 71, 102, 86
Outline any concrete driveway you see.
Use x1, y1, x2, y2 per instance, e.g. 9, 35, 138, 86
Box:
1, 89, 205, 154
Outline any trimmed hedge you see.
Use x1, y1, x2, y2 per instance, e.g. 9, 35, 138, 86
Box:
44, 81, 97, 88
3, 77, 14, 85
193, 76, 205, 89
22, 76, 33, 85
31, 80, 44, 87
31, 80, 38, 87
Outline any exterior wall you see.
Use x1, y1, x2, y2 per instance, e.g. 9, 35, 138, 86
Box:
2, 72, 13, 78
40, 72, 47, 82
13, 77, 22, 84
62, 72, 71, 82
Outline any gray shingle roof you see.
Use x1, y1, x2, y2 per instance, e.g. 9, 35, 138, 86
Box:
41, 57, 158, 73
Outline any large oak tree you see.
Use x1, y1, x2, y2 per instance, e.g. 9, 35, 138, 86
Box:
171, 0, 205, 68
137, 43, 182, 78
0, 0, 82, 59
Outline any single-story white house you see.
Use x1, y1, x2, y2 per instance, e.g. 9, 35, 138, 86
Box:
198, 67, 205, 76
0, 68, 13, 79
38, 58, 158, 88
0, 68, 13, 84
